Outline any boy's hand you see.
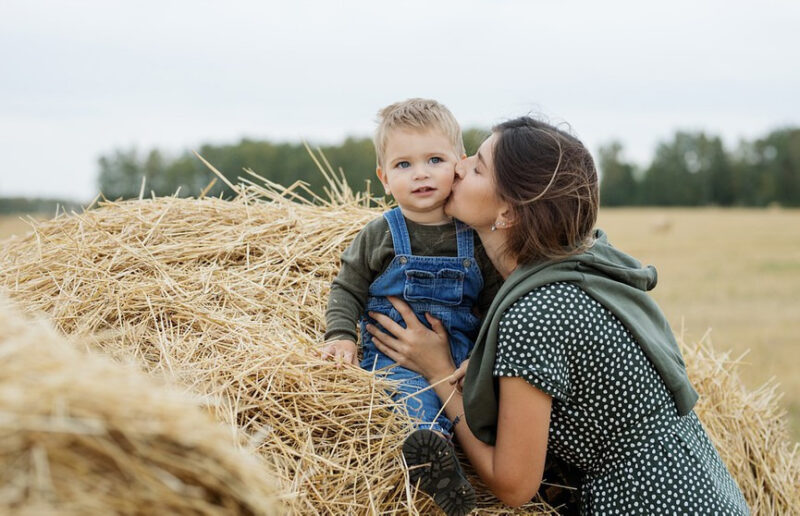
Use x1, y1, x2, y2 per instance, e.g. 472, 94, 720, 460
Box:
320, 339, 358, 367
449, 358, 469, 392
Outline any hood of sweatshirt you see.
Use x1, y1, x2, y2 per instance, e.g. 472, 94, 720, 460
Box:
575, 229, 658, 292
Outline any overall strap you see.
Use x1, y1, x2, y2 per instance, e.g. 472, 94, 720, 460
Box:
454, 219, 475, 258
383, 207, 412, 256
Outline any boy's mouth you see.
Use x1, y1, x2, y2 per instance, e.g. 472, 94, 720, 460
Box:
412, 186, 436, 194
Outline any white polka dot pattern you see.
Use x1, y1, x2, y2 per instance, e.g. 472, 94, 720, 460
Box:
493, 282, 749, 514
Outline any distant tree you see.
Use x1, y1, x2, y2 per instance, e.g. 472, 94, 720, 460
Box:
748, 128, 800, 207
142, 149, 168, 194
640, 132, 732, 206
319, 136, 378, 194
463, 127, 491, 156
598, 141, 638, 206
164, 153, 213, 196
97, 148, 144, 199
703, 136, 735, 206
95, 126, 798, 206
0, 197, 81, 214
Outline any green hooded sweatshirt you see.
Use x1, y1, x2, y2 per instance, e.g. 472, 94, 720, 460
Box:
463, 229, 699, 446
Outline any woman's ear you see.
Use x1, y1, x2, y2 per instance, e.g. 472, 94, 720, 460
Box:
494, 206, 516, 230
376, 167, 391, 195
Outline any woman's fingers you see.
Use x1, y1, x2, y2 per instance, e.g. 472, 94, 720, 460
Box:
366, 324, 398, 352
370, 329, 404, 365
364, 322, 399, 349
386, 296, 422, 328
449, 358, 469, 386
367, 310, 405, 337
424, 312, 447, 336
449, 369, 465, 384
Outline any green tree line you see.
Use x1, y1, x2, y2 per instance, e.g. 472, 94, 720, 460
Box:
95, 127, 799, 207
96, 129, 490, 202
0, 197, 82, 215
599, 127, 800, 206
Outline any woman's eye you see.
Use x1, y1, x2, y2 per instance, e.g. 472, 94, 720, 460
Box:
396, 161, 410, 169
429, 156, 442, 164
473, 167, 480, 175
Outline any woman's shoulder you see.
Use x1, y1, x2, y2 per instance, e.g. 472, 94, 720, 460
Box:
500, 281, 587, 324
495, 282, 581, 402
496, 282, 590, 357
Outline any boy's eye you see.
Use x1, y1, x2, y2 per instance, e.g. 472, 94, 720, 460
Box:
396, 161, 410, 169
429, 156, 443, 164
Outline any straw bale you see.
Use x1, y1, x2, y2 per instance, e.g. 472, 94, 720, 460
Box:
0, 179, 557, 514
1, 170, 796, 513
681, 336, 800, 514
0, 294, 283, 515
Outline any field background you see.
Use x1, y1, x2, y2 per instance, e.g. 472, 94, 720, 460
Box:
1, 208, 798, 441
596, 207, 800, 442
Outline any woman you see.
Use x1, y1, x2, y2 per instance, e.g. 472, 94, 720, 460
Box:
365, 117, 748, 513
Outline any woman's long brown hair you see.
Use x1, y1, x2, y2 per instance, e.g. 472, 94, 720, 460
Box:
492, 117, 599, 265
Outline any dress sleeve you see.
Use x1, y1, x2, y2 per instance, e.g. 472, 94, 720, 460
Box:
492, 284, 573, 403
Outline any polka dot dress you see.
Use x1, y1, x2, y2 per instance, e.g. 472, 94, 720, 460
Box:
493, 282, 749, 515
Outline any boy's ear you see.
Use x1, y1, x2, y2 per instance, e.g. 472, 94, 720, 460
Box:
376, 166, 391, 195
461, 153, 467, 160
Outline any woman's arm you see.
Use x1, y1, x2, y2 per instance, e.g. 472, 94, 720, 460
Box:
367, 297, 551, 507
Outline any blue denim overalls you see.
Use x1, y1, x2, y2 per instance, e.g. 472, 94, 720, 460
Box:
360, 207, 484, 436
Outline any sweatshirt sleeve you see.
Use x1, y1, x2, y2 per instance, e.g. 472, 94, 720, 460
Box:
324, 217, 391, 343
475, 238, 503, 317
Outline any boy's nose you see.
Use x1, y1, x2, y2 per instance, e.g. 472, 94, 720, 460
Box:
413, 166, 431, 179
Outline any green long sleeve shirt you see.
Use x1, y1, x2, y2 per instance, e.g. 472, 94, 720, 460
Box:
324, 215, 503, 343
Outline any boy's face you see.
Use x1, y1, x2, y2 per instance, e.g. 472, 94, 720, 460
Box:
377, 128, 459, 225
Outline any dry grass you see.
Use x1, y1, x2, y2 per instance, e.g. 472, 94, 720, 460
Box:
4, 206, 797, 443
683, 336, 800, 514
0, 214, 42, 241
0, 294, 283, 515
0, 174, 558, 514
0, 170, 797, 513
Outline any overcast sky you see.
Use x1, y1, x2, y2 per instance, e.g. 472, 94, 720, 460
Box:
1, 0, 798, 202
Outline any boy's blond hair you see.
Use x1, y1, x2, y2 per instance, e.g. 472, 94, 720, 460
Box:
374, 98, 465, 168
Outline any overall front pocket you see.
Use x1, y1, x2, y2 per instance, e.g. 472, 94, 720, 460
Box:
403, 268, 464, 305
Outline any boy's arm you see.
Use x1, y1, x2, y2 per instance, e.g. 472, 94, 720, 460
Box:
324, 218, 392, 342
325, 243, 372, 342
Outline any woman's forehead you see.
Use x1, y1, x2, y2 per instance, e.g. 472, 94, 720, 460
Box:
477, 133, 497, 165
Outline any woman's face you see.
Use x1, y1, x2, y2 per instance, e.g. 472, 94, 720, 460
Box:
445, 133, 506, 231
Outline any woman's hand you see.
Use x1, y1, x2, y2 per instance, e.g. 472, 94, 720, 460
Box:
365, 296, 455, 382
450, 358, 469, 392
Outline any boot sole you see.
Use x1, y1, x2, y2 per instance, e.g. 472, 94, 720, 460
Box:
402, 429, 477, 516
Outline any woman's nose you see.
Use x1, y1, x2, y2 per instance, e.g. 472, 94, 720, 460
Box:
454, 159, 465, 180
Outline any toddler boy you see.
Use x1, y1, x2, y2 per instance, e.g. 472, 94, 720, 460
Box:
322, 98, 500, 516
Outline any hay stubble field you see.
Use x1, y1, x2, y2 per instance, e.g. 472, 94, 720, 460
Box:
2, 208, 798, 442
